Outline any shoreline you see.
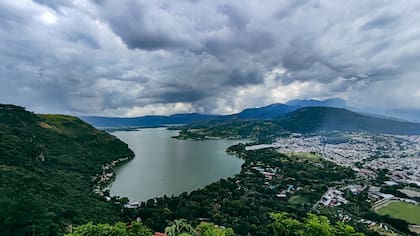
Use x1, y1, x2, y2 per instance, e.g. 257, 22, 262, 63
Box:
92, 156, 133, 200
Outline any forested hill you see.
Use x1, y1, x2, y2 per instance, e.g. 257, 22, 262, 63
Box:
281, 107, 420, 134
0, 104, 134, 235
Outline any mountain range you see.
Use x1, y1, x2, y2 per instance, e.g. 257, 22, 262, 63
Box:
81, 98, 420, 135
81, 99, 344, 128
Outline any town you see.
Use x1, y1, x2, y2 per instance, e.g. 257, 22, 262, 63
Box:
246, 132, 420, 186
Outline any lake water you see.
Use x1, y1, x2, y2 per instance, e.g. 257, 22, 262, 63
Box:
108, 128, 245, 202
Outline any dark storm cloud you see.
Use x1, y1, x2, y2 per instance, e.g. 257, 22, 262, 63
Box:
94, 0, 194, 50
217, 4, 249, 30
225, 69, 263, 86
1, 0, 420, 116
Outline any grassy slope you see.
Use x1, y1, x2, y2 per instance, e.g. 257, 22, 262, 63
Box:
377, 201, 420, 225
0, 104, 134, 235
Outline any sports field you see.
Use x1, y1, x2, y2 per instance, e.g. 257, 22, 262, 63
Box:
377, 201, 420, 225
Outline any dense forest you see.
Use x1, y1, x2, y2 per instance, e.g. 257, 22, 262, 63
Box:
0, 104, 134, 235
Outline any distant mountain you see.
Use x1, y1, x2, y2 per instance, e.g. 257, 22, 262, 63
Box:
285, 98, 347, 108
230, 103, 298, 119
81, 113, 222, 128
280, 106, 420, 134
286, 98, 420, 123
81, 98, 419, 130
81, 104, 300, 128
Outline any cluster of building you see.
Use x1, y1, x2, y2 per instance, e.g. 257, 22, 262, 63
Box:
93, 156, 131, 199
316, 188, 348, 207
368, 186, 395, 202
358, 219, 394, 234
276, 184, 296, 198
252, 166, 279, 180
368, 157, 420, 186
246, 133, 420, 186
249, 163, 300, 198
341, 184, 365, 195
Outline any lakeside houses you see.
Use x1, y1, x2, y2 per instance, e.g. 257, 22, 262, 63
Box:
93, 156, 131, 198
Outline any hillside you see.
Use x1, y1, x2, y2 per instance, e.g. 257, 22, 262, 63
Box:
281, 107, 420, 134
0, 104, 134, 235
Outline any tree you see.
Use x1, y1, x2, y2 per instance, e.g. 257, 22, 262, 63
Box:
66, 221, 152, 236
196, 222, 234, 236
304, 213, 334, 236
164, 219, 195, 236
270, 213, 305, 236
335, 222, 364, 236
270, 212, 365, 236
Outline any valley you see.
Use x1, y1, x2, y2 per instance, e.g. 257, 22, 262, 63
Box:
1, 104, 420, 236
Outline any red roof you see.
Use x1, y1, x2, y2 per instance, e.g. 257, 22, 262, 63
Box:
154, 233, 167, 236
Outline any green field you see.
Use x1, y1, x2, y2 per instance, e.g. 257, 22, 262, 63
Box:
377, 201, 420, 225
288, 195, 310, 205
288, 152, 322, 162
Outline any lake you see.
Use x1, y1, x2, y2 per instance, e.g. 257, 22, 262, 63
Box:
108, 128, 245, 202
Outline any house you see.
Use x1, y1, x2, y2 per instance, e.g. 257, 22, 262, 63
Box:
383, 180, 398, 186
124, 201, 140, 209
261, 171, 276, 180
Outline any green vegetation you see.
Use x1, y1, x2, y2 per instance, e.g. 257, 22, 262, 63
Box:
164, 220, 234, 236
288, 195, 311, 205
65, 219, 235, 236
66, 212, 365, 236
270, 212, 363, 236
66, 221, 152, 236
377, 201, 420, 225
0, 104, 134, 235
288, 152, 322, 162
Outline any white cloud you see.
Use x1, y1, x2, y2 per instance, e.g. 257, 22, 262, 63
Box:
39, 11, 57, 25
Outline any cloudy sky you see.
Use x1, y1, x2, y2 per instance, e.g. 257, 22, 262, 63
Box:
1, 0, 420, 116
